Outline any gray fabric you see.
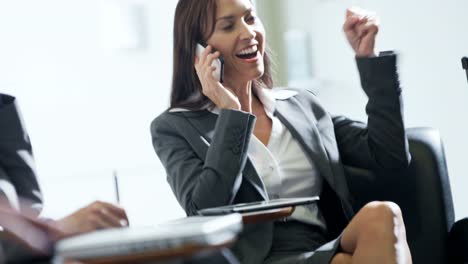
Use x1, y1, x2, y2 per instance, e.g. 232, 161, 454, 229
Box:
184, 249, 239, 264
151, 53, 410, 264
0, 94, 42, 213
0, 94, 44, 263
264, 221, 340, 264
0, 239, 47, 264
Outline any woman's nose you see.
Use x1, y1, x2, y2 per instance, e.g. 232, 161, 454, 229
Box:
239, 22, 256, 40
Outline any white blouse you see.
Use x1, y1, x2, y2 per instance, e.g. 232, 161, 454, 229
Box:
213, 87, 327, 230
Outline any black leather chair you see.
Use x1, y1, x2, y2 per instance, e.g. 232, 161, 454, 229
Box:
345, 127, 466, 264
448, 217, 468, 263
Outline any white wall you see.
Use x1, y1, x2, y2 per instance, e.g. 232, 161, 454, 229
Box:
282, 0, 468, 220
2, 0, 466, 227
0, 0, 185, 225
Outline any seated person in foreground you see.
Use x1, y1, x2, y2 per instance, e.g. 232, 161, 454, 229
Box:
151, 0, 412, 263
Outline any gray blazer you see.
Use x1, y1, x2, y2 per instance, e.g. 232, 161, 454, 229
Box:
151, 54, 411, 264
0, 94, 42, 213
0, 94, 45, 262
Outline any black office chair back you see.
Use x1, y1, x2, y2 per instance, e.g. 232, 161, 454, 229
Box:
345, 127, 455, 264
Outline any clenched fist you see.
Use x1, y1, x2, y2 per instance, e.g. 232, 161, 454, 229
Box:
343, 7, 380, 57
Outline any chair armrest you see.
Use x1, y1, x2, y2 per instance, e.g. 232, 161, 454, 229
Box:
448, 218, 468, 264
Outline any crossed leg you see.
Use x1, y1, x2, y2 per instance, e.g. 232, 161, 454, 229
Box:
331, 201, 412, 264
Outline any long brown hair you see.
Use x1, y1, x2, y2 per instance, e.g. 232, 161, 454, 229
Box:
170, 0, 274, 110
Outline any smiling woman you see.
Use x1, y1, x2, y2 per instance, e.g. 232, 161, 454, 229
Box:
170, 0, 273, 111
150, 0, 413, 263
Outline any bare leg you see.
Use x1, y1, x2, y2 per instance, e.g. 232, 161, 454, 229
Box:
331, 253, 352, 264
331, 201, 412, 264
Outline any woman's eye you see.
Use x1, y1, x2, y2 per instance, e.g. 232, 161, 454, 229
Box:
246, 15, 256, 23
222, 25, 234, 31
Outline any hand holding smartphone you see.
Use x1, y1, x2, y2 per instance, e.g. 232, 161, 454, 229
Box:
194, 43, 239, 110
196, 43, 224, 83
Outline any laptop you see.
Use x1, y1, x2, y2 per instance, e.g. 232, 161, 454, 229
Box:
197, 197, 319, 216
53, 214, 242, 262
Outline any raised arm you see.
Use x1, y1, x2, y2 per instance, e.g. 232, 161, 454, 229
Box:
334, 8, 410, 170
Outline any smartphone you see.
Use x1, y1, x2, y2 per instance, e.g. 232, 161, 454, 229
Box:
196, 43, 224, 83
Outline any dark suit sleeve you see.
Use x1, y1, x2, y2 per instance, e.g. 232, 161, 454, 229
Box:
0, 94, 43, 213
151, 109, 256, 216
332, 53, 411, 170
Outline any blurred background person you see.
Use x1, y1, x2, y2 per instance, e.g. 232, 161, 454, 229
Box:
0, 93, 128, 263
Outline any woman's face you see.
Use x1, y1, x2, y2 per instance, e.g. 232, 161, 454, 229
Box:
206, 0, 266, 84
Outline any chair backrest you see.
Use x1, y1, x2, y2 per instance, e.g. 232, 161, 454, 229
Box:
345, 127, 455, 264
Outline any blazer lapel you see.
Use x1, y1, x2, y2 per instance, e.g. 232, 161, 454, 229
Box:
181, 111, 269, 201
275, 98, 337, 187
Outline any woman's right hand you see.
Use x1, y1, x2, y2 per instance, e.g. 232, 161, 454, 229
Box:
54, 201, 129, 237
195, 45, 241, 110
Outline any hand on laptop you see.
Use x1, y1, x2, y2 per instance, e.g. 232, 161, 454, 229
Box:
55, 201, 129, 236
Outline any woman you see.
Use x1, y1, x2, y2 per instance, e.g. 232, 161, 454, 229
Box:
151, 0, 412, 263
